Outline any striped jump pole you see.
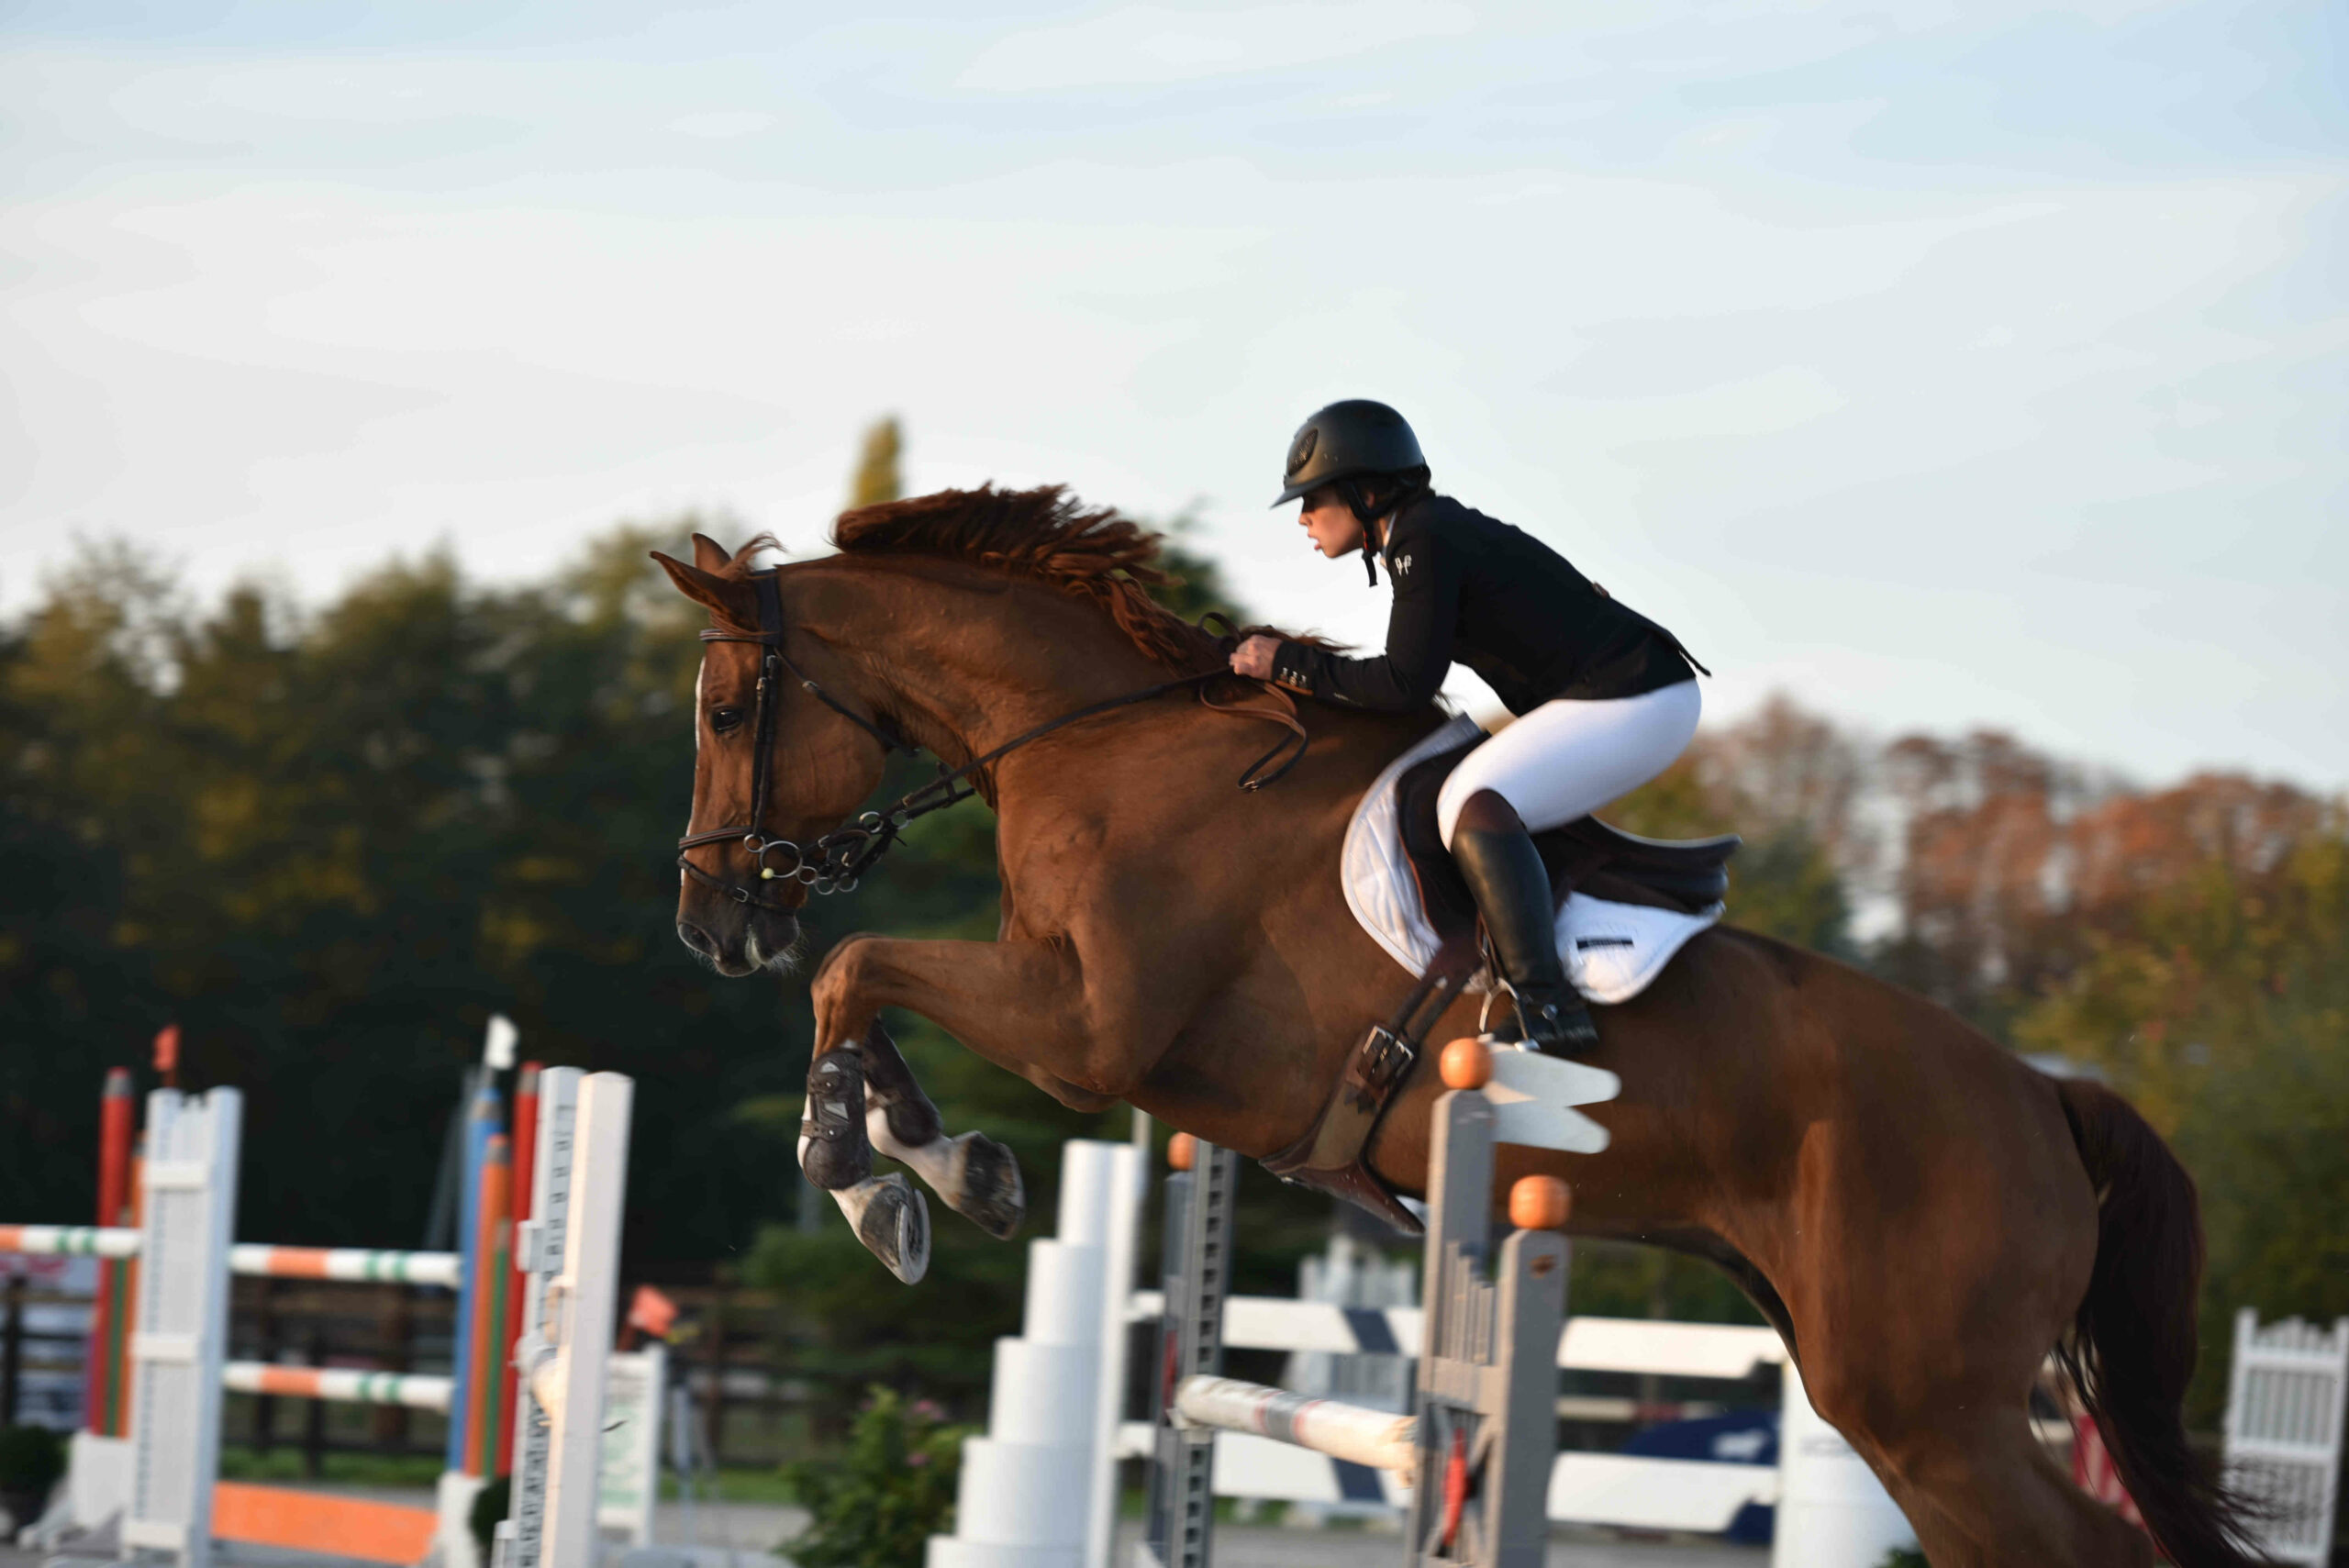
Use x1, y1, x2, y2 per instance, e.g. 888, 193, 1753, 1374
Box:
1139, 1037, 1572, 1568
222, 1362, 455, 1413
1173, 1376, 1415, 1473
0, 1226, 142, 1260
0, 1228, 461, 1287
229, 1244, 462, 1287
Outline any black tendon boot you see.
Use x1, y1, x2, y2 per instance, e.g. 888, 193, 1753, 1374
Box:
1451, 824, 1600, 1054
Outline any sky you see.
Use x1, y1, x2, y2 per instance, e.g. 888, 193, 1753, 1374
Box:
3, 0, 2343, 787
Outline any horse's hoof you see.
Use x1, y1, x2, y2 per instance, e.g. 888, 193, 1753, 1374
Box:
944, 1131, 1027, 1240
840, 1172, 930, 1284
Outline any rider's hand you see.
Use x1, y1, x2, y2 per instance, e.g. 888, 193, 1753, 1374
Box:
1230, 635, 1280, 680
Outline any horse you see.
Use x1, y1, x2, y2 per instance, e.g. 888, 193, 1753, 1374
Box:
653, 485, 2251, 1568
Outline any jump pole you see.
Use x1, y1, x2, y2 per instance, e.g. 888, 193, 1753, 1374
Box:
1139, 1038, 1571, 1568
497, 1061, 543, 1477
84, 1066, 136, 1437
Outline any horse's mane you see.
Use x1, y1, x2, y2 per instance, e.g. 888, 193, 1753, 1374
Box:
826, 485, 1222, 672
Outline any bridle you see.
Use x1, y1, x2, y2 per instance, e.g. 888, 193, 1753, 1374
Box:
674, 571, 1308, 910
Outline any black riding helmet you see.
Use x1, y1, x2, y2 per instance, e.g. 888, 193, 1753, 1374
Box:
1273, 399, 1426, 506
1275, 399, 1431, 585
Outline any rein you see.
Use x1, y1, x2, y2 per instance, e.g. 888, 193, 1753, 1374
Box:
675, 572, 1309, 908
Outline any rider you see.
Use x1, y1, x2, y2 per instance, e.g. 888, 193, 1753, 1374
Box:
1230, 399, 1704, 1053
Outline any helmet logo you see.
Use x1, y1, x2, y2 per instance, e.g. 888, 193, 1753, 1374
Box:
1286, 425, 1319, 478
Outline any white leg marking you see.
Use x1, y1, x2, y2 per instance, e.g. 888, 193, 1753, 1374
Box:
866, 1105, 1024, 1239
870, 1105, 959, 1194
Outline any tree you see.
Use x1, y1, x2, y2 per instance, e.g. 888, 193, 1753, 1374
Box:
0, 529, 816, 1265
1609, 695, 1860, 959
2014, 820, 2349, 1420
848, 417, 903, 510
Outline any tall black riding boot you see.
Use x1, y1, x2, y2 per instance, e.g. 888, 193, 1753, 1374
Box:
1452, 824, 1600, 1054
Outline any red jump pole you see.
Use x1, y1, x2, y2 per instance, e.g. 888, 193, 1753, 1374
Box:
495, 1062, 540, 1476
83, 1068, 135, 1434
462, 1135, 509, 1477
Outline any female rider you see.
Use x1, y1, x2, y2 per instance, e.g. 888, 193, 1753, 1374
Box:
1229, 399, 1704, 1053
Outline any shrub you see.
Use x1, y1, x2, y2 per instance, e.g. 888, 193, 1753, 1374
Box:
782, 1385, 971, 1568
0, 1425, 66, 1493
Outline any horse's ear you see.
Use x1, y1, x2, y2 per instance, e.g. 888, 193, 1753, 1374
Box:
690, 533, 731, 573
651, 550, 757, 627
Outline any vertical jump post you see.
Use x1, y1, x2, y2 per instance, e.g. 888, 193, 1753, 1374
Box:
495, 1067, 635, 1568
1137, 1038, 1570, 1568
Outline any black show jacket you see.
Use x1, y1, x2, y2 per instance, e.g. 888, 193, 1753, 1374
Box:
1268, 493, 1695, 716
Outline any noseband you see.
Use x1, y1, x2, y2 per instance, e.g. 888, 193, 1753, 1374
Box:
674, 571, 1308, 910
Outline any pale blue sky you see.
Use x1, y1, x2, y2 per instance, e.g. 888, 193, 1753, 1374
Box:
3, 1, 2342, 784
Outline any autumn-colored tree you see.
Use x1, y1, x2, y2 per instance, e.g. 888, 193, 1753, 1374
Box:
1874, 728, 2329, 1029
1609, 695, 1860, 960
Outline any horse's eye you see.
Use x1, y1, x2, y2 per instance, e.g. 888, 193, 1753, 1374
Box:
710, 706, 746, 734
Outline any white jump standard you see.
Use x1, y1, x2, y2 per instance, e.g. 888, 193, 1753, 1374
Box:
1, 1068, 637, 1568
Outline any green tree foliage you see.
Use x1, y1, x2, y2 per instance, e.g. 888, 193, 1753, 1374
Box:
0, 527, 816, 1264
1141, 507, 1241, 628
848, 417, 904, 510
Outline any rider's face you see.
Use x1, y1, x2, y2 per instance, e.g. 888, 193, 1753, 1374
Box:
1298, 487, 1366, 559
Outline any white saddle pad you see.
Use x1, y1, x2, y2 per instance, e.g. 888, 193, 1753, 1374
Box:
1340, 716, 1720, 1006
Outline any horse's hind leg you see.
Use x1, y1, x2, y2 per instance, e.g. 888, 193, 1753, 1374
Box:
1776, 1203, 2150, 1562
859, 1018, 1028, 1240
1753, 1055, 2155, 1563
1856, 1404, 2158, 1566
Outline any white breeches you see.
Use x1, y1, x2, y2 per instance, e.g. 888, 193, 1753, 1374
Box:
1436, 679, 1702, 849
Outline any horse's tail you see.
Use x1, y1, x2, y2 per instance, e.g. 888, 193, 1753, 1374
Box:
2053, 1076, 2258, 1567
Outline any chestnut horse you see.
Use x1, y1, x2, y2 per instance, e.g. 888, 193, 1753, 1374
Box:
654, 487, 2250, 1568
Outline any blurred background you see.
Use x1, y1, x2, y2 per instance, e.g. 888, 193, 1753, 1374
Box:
2, 0, 2341, 1507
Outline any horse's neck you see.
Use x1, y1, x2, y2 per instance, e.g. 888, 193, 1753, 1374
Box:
800, 562, 1179, 767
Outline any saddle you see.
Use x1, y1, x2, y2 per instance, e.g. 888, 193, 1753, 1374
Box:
1262, 737, 1740, 1234
1393, 740, 1739, 937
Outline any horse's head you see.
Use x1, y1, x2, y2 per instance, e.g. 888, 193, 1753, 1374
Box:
652, 535, 899, 976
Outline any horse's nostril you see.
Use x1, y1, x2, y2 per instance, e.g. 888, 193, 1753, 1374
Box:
676, 921, 721, 958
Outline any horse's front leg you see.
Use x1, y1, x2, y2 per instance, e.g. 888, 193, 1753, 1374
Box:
805, 932, 1151, 1281
860, 1018, 1028, 1238
795, 1014, 1029, 1285
797, 1018, 938, 1284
